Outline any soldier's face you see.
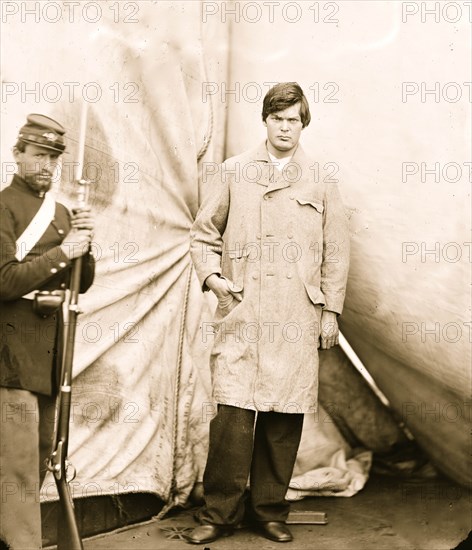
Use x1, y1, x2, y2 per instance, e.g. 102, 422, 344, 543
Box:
264, 103, 303, 157
13, 143, 62, 194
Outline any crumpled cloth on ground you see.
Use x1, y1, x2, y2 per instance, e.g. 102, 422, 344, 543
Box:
286, 407, 372, 500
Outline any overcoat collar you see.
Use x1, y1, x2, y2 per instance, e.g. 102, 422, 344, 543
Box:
248, 141, 312, 192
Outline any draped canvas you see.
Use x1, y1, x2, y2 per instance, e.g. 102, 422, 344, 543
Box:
1, 1, 469, 514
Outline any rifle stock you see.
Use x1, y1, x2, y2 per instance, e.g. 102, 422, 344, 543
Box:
49, 104, 89, 549
53, 251, 85, 549
49, 220, 87, 549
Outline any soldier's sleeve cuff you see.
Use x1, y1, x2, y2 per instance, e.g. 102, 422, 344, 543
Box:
46, 246, 71, 275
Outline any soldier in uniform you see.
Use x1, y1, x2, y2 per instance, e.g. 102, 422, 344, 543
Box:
187, 83, 350, 544
0, 114, 96, 549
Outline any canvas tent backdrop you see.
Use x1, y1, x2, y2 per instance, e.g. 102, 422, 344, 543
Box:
0, 0, 470, 512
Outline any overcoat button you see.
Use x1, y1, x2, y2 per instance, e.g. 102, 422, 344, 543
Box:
287, 274, 293, 279
252, 273, 259, 280
50, 268, 58, 274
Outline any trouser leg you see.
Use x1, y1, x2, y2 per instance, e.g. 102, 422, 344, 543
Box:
0, 388, 42, 550
37, 394, 56, 487
249, 411, 304, 522
197, 405, 255, 526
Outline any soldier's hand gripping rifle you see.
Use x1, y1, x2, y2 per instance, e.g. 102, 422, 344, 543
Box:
48, 105, 89, 550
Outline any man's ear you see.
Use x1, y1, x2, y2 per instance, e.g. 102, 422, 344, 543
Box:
12, 146, 22, 163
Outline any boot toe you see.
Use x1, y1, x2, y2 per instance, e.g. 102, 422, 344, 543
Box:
258, 521, 293, 542
185, 524, 233, 544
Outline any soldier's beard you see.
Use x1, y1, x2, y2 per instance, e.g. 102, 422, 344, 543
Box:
24, 173, 53, 194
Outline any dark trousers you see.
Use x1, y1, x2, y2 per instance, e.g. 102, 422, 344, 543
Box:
197, 405, 304, 526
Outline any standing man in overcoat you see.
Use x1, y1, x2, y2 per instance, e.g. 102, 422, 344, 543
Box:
0, 114, 95, 549
187, 82, 350, 544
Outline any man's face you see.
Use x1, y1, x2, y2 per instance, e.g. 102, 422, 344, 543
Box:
13, 143, 62, 194
264, 102, 304, 157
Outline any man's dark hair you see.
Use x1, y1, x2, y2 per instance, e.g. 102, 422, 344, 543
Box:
262, 82, 311, 128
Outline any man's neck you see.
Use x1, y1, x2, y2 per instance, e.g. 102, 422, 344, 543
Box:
266, 140, 297, 159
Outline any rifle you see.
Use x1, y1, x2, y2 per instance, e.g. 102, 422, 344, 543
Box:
48, 104, 89, 549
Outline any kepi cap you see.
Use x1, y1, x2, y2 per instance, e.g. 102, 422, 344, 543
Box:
18, 113, 66, 153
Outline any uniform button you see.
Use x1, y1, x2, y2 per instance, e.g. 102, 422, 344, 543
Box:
59, 262, 67, 268
287, 274, 293, 279
256, 234, 261, 240
287, 234, 293, 239
252, 273, 259, 280
58, 229, 65, 235
60, 283, 66, 289
50, 268, 58, 274
289, 196, 295, 200
264, 194, 272, 200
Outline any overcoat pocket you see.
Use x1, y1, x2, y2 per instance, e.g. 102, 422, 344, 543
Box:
296, 197, 325, 214
222, 247, 249, 292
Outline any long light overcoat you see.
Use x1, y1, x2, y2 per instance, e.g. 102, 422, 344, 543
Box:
190, 142, 349, 413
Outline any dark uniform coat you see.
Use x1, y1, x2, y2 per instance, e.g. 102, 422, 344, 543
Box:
0, 175, 95, 396
190, 142, 350, 413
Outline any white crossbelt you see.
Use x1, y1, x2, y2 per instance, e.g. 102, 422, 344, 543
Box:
16, 192, 57, 299
15, 192, 56, 262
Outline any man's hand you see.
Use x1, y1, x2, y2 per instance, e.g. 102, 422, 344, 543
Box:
70, 206, 94, 231
60, 207, 95, 260
320, 310, 339, 349
205, 273, 233, 300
